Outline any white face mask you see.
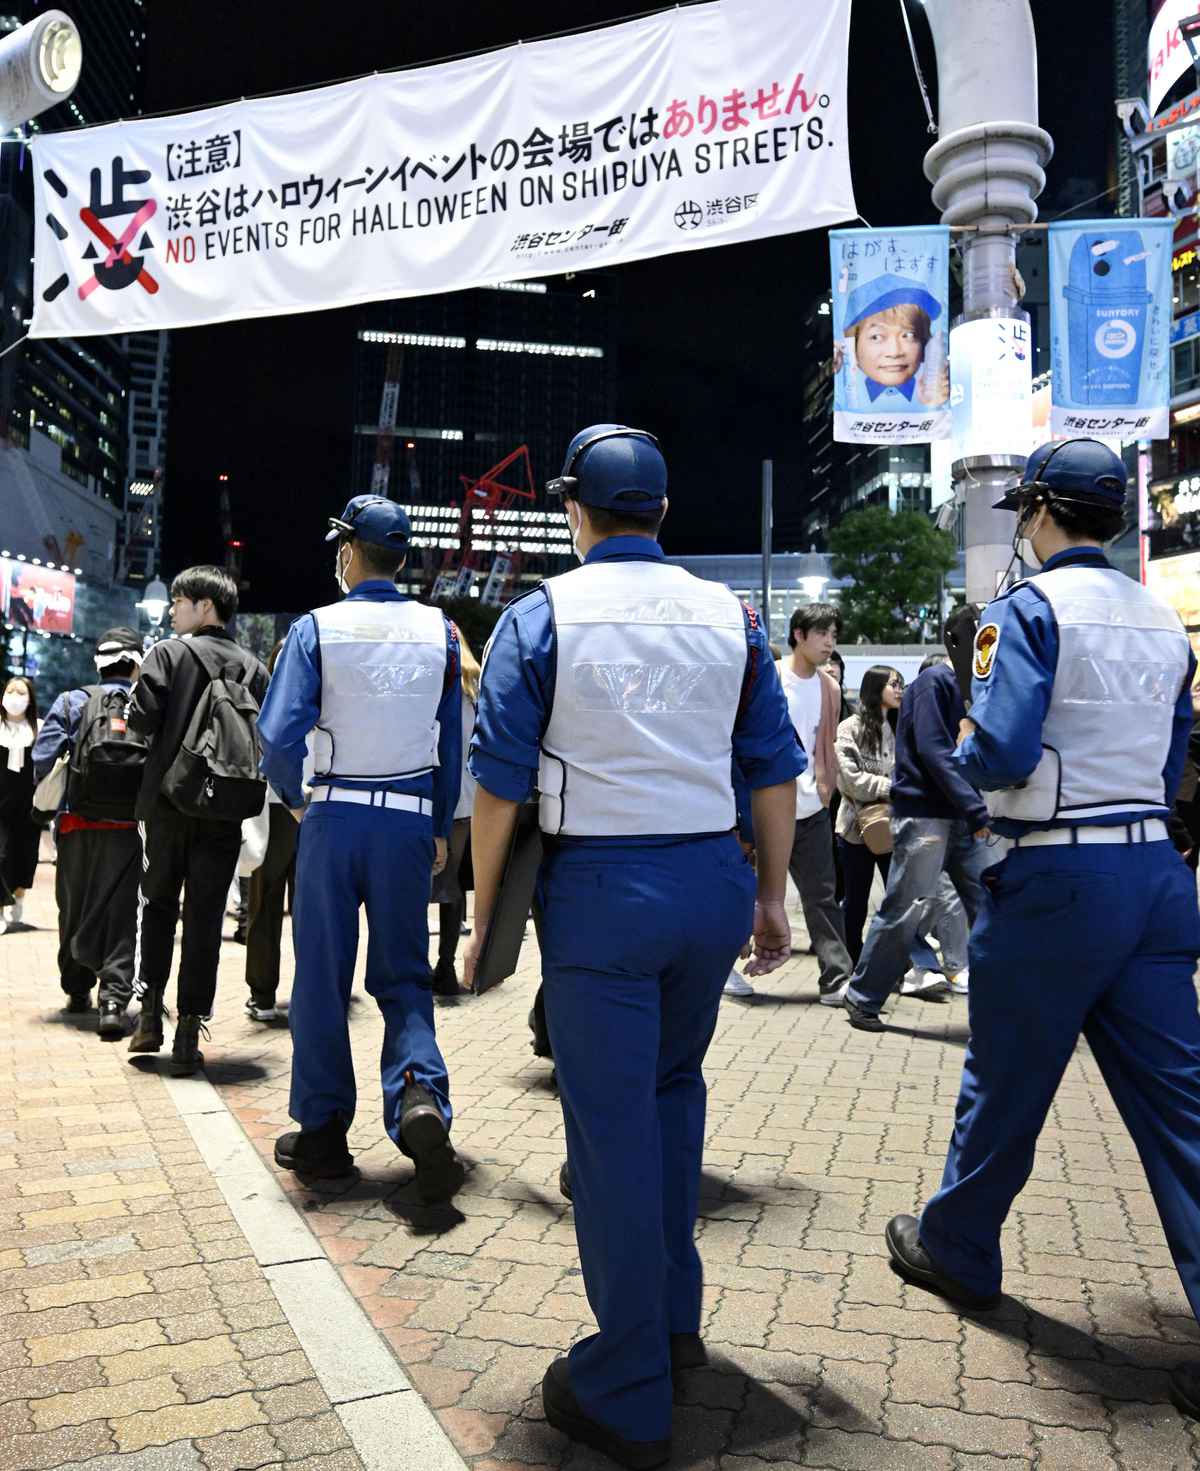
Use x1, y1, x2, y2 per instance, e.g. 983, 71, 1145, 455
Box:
334, 544, 350, 594
1017, 505, 1045, 568
566, 505, 584, 564
2, 692, 28, 719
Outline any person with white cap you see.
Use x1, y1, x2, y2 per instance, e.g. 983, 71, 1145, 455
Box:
258, 495, 464, 1202
33, 628, 146, 1038
881, 441, 1200, 1428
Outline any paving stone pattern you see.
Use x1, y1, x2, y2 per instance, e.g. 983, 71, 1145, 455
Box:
5, 866, 1200, 1468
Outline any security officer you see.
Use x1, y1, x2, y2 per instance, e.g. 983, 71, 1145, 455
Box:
465, 426, 804, 1470
258, 495, 464, 1203
882, 441, 1200, 1420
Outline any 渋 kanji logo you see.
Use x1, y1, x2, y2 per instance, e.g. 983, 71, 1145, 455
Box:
42, 156, 160, 305
673, 199, 703, 230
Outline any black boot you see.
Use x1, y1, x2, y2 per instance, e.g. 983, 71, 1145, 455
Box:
128, 992, 165, 1052
558, 1160, 572, 1202
170, 1016, 209, 1076
885, 1214, 1000, 1310
97, 1000, 125, 1040
542, 1358, 670, 1470
274, 1118, 355, 1179
431, 957, 460, 997
63, 993, 92, 1015
529, 984, 553, 1059
399, 1071, 464, 1204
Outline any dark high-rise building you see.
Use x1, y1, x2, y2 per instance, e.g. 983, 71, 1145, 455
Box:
351, 272, 617, 592
0, 1, 162, 585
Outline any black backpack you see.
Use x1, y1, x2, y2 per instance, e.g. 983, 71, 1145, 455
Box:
68, 685, 149, 822
160, 642, 267, 822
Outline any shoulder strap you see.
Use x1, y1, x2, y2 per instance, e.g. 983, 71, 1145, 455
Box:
736, 603, 760, 723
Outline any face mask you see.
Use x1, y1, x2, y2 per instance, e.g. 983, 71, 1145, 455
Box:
1017, 506, 1044, 568
3, 692, 28, 719
334, 545, 350, 594
567, 506, 583, 564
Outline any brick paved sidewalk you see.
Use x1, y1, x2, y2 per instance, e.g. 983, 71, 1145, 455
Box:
5, 862, 1200, 1469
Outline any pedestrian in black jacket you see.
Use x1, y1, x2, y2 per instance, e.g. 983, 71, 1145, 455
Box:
127, 567, 269, 1073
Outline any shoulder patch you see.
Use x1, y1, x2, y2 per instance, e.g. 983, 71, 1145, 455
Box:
973, 622, 1001, 680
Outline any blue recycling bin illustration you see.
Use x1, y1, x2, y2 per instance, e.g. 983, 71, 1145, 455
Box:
1063, 229, 1153, 405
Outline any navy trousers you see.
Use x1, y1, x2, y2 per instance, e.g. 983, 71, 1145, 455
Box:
920, 839, 1200, 1306
288, 800, 451, 1149
541, 832, 755, 1443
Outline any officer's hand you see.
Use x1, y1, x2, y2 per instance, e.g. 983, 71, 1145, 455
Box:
432, 837, 448, 876
462, 925, 485, 992
290, 807, 305, 824
744, 899, 791, 977
974, 827, 991, 842
957, 718, 977, 747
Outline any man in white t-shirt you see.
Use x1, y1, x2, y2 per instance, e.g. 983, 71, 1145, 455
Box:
778, 603, 854, 1003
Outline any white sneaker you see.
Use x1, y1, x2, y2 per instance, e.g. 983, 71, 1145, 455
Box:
901, 968, 950, 998
244, 1000, 279, 1022
723, 970, 755, 998
948, 969, 969, 995
819, 980, 849, 1007
7, 899, 22, 926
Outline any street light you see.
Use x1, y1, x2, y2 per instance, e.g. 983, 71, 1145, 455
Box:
136, 575, 169, 644
0, 11, 81, 134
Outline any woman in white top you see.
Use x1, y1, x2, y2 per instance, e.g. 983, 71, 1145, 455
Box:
0, 676, 41, 933
431, 633, 480, 997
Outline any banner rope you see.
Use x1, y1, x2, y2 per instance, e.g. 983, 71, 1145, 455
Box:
897, 0, 937, 137
0, 333, 28, 361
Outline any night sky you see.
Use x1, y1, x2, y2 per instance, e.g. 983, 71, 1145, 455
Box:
147, 1, 1111, 613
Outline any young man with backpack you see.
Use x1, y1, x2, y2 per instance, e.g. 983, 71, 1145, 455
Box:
127, 566, 269, 1074
33, 628, 147, 1039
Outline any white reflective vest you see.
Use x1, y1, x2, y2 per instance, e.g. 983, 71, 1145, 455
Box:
986, 564, 1190, 824
310, 598, 446, 783
538, 560, 746, 836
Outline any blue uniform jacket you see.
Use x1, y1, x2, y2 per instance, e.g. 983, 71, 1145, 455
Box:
469, 536, 805, 844
33, 678, 134, 803
953, 546, 1198, 837
258, 581, 462, 838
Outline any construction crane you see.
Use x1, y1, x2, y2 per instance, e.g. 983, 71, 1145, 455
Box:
370, 344, 404, 498
430, 445, 536, 604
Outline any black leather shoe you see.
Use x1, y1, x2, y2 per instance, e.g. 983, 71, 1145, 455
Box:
97, 1001, 125, 1040
542, 1358, 669, 1469
529, 988, 553, 1059
1170, 1364, 1200, 1419
885, 1214, 1000, 1310
558, 1160, 572, 1203
128, 993, 165, 1052
400, 1072, 464, 1204
274, 1118, 355, 1179
431, 958, 460, 997
844, 997, 886, 1032
170, 1016, 209, 1076
64, 993, 92, 1015
670, 1333, 707, 1375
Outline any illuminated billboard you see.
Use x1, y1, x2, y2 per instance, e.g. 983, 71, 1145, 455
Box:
0, 560, 76, 636
1146, 550, 1200, 664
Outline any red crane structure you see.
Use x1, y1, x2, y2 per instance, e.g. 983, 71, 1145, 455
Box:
431, 444, 537, 605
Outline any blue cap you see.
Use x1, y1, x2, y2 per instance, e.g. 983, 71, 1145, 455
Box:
844, 273, 942, 331
325, 495, 411, 549
993, 439, 1127, 511
546, 424, 667, 510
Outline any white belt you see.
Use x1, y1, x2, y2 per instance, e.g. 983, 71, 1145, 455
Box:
1005, 818, 1168, 850
311, 787, 432, 817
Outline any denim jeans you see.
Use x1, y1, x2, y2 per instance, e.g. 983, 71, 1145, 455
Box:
838, 837, 968, 973
845, 816, 988, 1016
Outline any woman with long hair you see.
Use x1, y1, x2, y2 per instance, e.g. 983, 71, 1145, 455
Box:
834, 666, 903, 963
0, 675, 41, 933
431, 631, 480, 997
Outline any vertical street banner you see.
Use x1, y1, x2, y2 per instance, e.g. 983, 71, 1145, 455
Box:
30, 0, 855, 339
1049, 219, 1173, 441
829, 225, 950, 445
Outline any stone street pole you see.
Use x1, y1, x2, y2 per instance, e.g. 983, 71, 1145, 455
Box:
922, 0, 1054, 603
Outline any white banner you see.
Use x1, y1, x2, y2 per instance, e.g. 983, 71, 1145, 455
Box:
30, 0, 854, 339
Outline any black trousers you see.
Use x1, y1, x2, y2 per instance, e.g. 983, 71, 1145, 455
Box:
837, 835, 890, 965
56, 826, 141, 1006
434, 818, 472, 965
134, 807, 242, 1017
245, 805, 298, 1008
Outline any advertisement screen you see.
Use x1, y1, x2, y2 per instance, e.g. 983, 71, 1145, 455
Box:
0, 560, 77, 635
1146, 550, 1200, 664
